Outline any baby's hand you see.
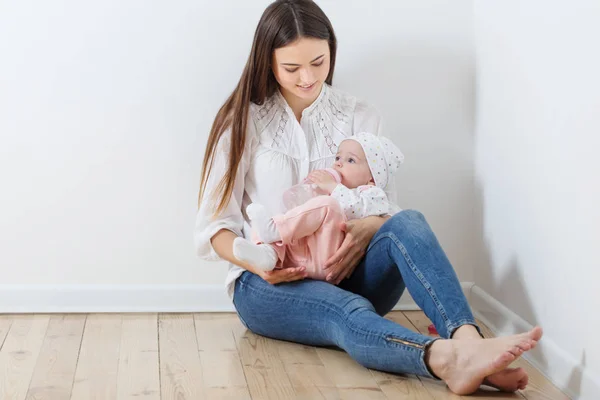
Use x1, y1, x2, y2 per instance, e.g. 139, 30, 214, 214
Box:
307, 170, 338, 194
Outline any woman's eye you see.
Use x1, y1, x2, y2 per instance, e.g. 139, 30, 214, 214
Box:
285, 68, 299, 73
312, 61, 324, 67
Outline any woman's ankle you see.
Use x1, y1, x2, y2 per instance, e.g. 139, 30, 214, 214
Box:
425, 339, 451, 380
451, 324, 482, 340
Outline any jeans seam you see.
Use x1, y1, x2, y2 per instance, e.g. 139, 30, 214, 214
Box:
377, 231, 452, 331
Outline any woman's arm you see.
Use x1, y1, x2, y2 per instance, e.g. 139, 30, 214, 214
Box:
211, 229, 307, 284
210, 229, 258, 273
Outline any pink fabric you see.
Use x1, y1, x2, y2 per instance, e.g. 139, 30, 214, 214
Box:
269, 196, 346, 280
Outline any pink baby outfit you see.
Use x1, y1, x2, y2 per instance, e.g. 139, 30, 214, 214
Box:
267, 196, 345, 280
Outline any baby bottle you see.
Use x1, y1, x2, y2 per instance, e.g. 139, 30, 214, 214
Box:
282, 168, 342, 210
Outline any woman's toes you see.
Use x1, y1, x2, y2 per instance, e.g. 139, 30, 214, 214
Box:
509, 346, 523, 356
530, 326, 543, 341
517, 341, 532, 351
484, 366, 529, 392
492, 351, 516, 369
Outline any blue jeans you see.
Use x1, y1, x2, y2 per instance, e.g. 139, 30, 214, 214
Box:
233, 210, 479, 378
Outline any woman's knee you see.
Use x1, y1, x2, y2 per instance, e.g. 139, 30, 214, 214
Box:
384, 210, 428, 233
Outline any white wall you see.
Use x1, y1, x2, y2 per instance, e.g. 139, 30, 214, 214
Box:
474, 1, 600, 398
0, 1, 475, 289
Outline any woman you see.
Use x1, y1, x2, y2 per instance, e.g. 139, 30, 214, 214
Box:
195, 0, 542, 395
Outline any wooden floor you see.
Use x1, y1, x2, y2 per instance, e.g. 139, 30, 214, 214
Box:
0, 311, 569, 400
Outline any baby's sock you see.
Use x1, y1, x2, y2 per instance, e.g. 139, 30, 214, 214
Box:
233, 237, 278, 271
246, 203, 281, 244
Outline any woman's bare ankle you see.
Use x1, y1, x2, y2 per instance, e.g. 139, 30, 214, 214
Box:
451, 324, 481, 340
425, 339, 453, 380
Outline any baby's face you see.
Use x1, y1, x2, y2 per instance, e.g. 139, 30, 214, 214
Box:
333, 140, 374, 189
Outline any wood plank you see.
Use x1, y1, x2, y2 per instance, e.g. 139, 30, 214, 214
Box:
203, 387, 252, 399
116, 314, 160, 400
370, 369, 434, 399
275, 338, 324, 366
336, 387, 387, 399
401, 311, 439, 337
194, 313, 238, 352
159, 314, 205, 400
0, 315, 13, 350
292, 385, 340, 400
418, 378, 523, 400
0, 315, 50, 400
384, 310, 420, 330
70, 314, 122, 400
200, 350, 249, 393
233, 327, 296, 399
315, 347, 379, 390
274, 338, 339, 397
194, 313, 249, 399
25, 315, 86, 400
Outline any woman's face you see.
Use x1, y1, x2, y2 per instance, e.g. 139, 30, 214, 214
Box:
272, 37, 330, 103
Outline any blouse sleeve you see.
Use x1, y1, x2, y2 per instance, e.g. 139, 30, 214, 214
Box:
330, 184, 390, 219
194, 119, 257, 261
353, 100, 402, 215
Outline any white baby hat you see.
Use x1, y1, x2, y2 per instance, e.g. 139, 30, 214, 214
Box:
342, 132, 404, 190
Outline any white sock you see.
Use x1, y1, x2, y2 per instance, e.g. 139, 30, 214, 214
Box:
246, 203, 281, 244
233, 237, 278, 271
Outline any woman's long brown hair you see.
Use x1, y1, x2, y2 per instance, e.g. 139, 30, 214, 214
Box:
198, 0, 337, 215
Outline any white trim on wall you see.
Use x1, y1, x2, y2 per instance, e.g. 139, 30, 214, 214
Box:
0, 282, 474, 314
0, 284, 235, 313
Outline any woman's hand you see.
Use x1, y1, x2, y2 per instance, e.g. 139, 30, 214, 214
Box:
257, 266, 307, 285
323, 216, 387, 285
307, 170, 338, 194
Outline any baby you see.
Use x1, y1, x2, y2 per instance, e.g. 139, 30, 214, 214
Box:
233, 132, 404, 280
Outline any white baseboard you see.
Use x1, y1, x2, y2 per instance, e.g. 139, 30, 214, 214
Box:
470, 285, 598, 400
0, 284, 235, 313
0, 282, 473, 314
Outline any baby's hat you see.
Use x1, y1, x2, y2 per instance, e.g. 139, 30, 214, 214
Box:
342, 132, 404, 190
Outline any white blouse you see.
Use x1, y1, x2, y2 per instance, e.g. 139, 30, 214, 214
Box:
194, 84, 400, 299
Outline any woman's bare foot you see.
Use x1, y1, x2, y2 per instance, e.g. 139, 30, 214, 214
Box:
427, 326, 543, 395
484, 367, 529, 392
450, 324, 537, 392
